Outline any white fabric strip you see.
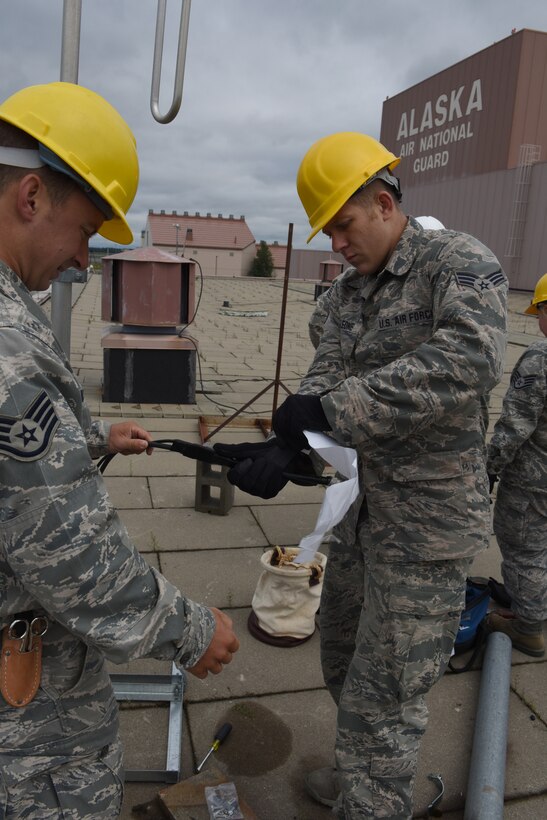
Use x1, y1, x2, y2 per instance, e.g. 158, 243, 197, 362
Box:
0, 147, 45, 168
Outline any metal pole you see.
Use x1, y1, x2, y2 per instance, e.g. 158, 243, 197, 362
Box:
51, 0, 82, 358
272, 223, 293, 417
464, 631, 512, 820
150, 0, 192, 124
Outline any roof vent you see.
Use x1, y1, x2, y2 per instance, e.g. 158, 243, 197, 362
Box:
218, 213, 223, 218
207, 212, 211, 217
229, 214, 234, 219
195, 212, 200, 217
240, 215, 245, 220
148, 208, 153, 214
172, 210, 177, 215
160, 209, 165, 214
184, 211, 189, 216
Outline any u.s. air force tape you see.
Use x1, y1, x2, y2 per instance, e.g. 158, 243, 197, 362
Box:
0, 390, 60, 461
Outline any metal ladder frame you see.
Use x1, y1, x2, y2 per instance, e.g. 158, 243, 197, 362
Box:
111, 663, 185, 783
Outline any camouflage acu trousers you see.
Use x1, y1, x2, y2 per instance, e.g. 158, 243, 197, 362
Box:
320, 515, 469, 819
493, 483, 547, 622
0, 738, 123, 819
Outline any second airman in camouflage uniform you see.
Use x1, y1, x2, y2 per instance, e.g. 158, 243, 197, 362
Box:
274, 134, 507, 818
486, 276, 547, 658
207, 133, 508, 818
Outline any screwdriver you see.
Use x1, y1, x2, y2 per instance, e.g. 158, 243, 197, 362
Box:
196, 722, 232, 772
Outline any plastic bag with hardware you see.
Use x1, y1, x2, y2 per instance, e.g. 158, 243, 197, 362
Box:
204, 781, 244, 820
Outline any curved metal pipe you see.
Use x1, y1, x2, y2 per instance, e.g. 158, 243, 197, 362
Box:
464, 631, 512, 820
150, 0, 192, 123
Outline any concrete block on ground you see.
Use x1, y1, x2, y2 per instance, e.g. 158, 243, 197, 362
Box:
120, 507, 270, 551
250, 503, 323, 547
186, 689, 336, 820
184, 608, 324, 702
160, 547, 265, 609
104, 477, 152, 510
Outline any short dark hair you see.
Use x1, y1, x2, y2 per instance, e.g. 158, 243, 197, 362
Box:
0, 120, 79, 205
349, 178, 401, 212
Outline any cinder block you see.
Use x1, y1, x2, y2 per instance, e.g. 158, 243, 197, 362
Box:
194, 461, 234, 515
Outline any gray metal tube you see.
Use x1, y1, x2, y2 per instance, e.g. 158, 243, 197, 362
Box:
150, 0, 192, 123
51, 0, 82, 357
60, 0, 81, 82
464, 631, 512, 820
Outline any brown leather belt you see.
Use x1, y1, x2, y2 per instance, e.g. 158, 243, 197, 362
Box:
1, 611, 48, 707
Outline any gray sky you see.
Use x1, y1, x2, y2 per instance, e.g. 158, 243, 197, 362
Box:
1, 0, 547, 250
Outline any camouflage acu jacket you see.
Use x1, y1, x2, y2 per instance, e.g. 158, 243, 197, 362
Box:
299, 218, 508, 561
488, 338, 547, 493
0, 262, 214, 775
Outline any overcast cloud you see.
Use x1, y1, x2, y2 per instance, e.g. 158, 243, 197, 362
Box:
1, 0, 546, 249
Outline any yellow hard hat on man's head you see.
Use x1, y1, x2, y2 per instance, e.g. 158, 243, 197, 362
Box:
297, 132, 401, 243
525, 272, 547, 314
0, 82, 139, 244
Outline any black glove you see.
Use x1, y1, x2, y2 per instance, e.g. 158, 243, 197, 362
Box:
272, 394, 330, 452
488, 474, 498, 494
213, 438, 317, 499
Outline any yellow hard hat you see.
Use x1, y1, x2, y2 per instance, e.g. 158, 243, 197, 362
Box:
0, 82, 139, 244
525, 272, 547, 314
297, 132, 401, 243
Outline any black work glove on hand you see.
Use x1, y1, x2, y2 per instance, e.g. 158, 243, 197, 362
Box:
272, 394, 330, 452
213, 438, 317, 499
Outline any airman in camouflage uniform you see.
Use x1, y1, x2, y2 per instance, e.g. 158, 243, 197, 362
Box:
220, 133, 507, 818
295, 216, 508, 818
486, 281, 547, 658
0, 83, 239, 818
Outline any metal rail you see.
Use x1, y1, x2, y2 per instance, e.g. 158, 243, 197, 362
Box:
464, 631, 512, 819
52, 0, 192, 354
150, 0, 192, 123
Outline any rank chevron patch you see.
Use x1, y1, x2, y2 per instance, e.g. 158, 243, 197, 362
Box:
455, 269, 506, 292
0, 390, 60, 461
511, 369, 537, 390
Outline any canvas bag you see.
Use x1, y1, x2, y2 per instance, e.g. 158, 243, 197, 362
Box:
248, 547, 327, 646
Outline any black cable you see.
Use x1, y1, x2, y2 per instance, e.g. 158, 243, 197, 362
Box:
96, 438, 330, 485
175, 257, 257, 412
177, 256, 204, 336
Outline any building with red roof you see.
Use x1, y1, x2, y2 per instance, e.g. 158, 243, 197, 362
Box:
143, 210, 257, 277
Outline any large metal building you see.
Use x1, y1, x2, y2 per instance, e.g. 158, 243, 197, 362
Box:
380, 28, 547, 291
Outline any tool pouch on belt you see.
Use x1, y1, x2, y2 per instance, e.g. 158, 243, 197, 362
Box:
248, 546, 327, 647
1, 626, 43, 707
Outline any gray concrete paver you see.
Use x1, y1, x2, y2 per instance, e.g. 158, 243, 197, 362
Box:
185, 689, 336, 820
120, 506, 270, 551
249, 503, 325, 547
159, 548, 266, 610
183, 609, 325, 703
104, 477, 152, 510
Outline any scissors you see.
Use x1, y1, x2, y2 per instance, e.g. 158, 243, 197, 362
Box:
8, 615, 49, 653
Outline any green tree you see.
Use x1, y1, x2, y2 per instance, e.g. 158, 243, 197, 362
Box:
249, 240, 274, 278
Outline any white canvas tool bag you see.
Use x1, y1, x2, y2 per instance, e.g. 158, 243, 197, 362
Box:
249, 547, 327, 645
